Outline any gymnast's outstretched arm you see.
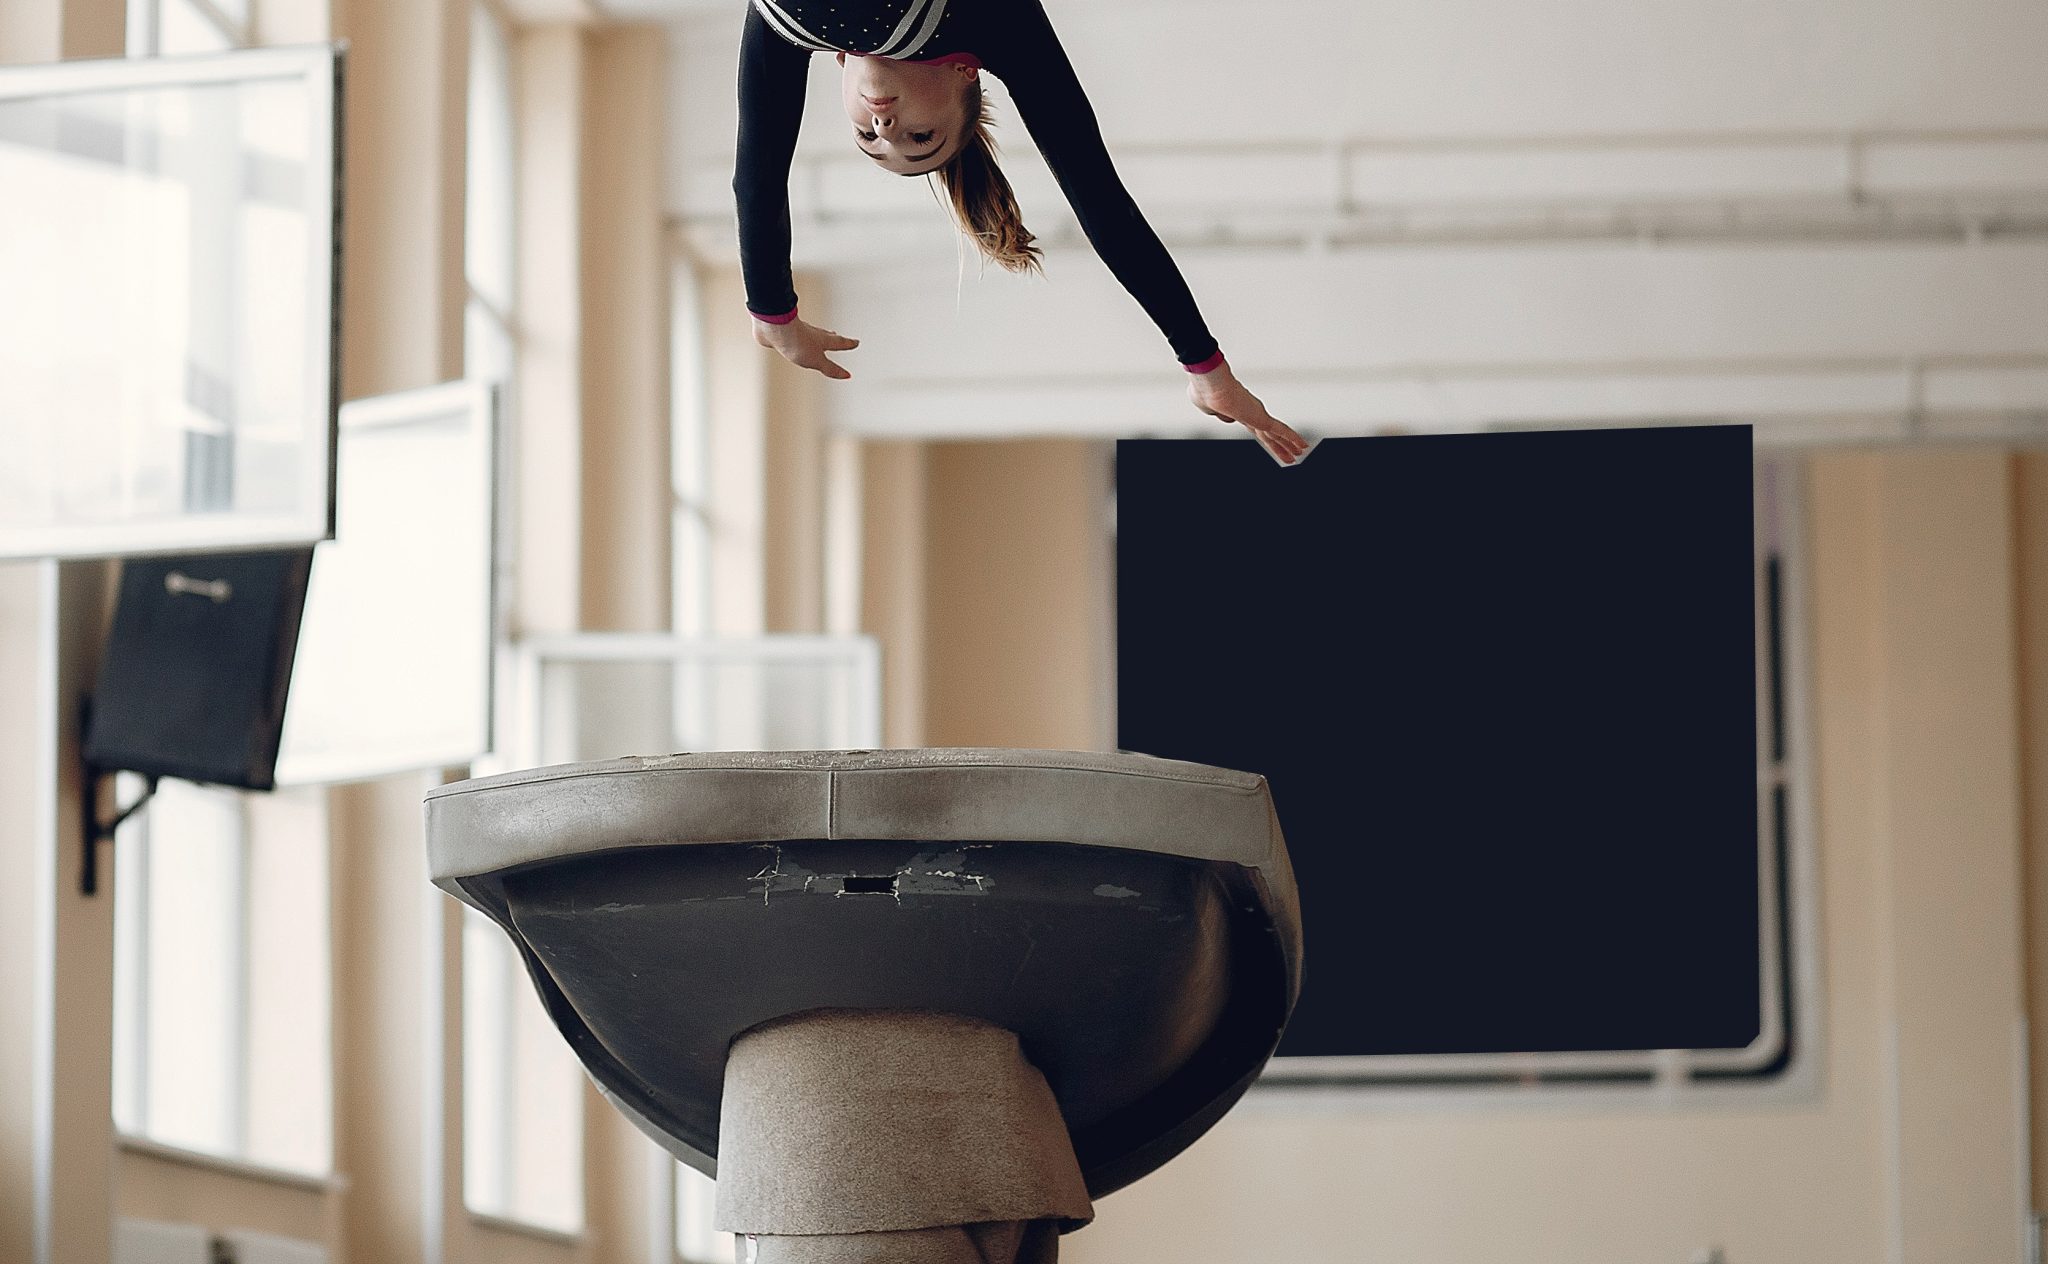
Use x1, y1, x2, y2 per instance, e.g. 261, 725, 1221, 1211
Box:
982, 0, 1307, 463
734, 6, 863, 376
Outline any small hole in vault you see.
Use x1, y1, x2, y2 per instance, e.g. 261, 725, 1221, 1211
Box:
841, 875, 898, 895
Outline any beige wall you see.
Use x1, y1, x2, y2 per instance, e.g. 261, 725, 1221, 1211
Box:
695, 264, 833, 638
578, 24, 672, 635
859, 440, 929, 747
919, 440, 1114, 751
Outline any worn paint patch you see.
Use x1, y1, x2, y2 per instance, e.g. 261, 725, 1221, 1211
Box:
748, 846, 823, 904
894, 847, 995, 896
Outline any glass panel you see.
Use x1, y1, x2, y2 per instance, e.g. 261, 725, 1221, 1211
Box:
136, 780, 244, 1155
0, 51, 337, 559
466, 2, 515, 314
534, 645, 879, 767
241, 787, 332, 1174
111, 779, 151, 1138
464, 905, 585, 1232
463, 906, 514, 1216
676, 1165, 734, 1264
510, 975, 583, 1233
160, 0, 234, 54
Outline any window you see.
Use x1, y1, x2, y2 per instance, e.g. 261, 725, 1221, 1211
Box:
456, 1, 587, 1235
112, 779, 334, 1173
127, 0, 247, 57
105, 0, 336, 1178
462, 905, 585, 1234
676, 1165, 731, 1264
465, 0, 517, 388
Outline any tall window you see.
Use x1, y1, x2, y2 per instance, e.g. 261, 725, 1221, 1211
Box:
465, 0, 516, 388
112, 781, 334, 1174
462, 906, 584, 1234
458, 0, 586, 1236
110, 0, 335, 1180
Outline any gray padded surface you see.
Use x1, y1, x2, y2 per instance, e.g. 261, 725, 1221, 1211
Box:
427, 747, 1285, 886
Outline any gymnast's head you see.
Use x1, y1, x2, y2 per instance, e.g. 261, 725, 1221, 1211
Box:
837, 51, 1042, 274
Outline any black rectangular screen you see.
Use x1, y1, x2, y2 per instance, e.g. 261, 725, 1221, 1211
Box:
85, 548, 316, 791
1116, 425, 1759, 1058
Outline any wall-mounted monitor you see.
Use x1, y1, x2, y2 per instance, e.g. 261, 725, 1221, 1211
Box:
0, 44, 342, 561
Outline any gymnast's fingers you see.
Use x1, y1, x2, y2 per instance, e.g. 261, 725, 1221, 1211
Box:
822, 331, 860, 351
1254, 415, 1309, 463
1249, 418, 1305, 465
813, 354, 851, 380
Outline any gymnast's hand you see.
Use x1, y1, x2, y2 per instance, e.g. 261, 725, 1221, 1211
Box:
1188, 362, 1311, 466
753, 315, 860, 380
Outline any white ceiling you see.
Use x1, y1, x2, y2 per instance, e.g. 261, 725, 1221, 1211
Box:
610, 0, 2048, 440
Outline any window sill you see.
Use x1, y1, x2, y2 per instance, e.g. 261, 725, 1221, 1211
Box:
116, 1134, 345, 1194
469, 1210, 585, 1247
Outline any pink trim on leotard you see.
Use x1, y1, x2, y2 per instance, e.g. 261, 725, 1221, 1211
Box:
752, 305, 799, 325
1183, 349, 1226, 374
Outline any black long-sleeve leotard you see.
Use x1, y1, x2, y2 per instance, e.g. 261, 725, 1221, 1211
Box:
734, 0, 1223, 367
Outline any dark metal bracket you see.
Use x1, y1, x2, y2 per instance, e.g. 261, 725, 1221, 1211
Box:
78, 698, 158, 896
81, 764, 156, 897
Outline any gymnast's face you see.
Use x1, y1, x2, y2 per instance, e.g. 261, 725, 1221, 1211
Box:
838, 52, 974, 175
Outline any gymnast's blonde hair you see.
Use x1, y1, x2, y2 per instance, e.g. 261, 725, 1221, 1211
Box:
933, 78, 1043, 275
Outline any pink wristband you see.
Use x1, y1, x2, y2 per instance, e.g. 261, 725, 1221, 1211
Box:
752, 305, 798, 325
1183, 349, 1225, 374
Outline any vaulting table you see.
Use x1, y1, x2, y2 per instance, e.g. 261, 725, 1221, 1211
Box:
426, 747, 1303, 1250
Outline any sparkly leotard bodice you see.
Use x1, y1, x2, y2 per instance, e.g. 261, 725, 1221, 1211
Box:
748, 0, 969, 59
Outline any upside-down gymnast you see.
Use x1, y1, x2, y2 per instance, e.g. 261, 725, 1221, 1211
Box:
735, 0, 1312, 465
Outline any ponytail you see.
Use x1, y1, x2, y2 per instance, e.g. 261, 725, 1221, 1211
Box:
935, 80, 1042, 275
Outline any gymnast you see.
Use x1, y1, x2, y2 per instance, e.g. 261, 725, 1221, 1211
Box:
735, 0, 1312, 465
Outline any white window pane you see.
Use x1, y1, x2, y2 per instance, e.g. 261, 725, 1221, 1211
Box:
112, 777, 335, 1170
139, 780, 243, 1155
464, 906, 583, 1232
111, 779, 151, 1137
160, 0, 233, 54
510, 968, 583, 1232
465, 2, 515, 312
677, 1165, 735, 1264
241, 787, 332, 1174
463, 907, 513, 1215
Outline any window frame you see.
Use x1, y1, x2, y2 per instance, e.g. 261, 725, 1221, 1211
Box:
111, 780, 336, 1177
